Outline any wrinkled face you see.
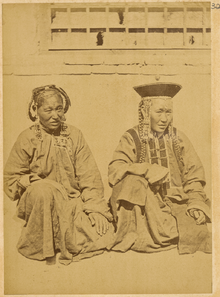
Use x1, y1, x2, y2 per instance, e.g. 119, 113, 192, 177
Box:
37, 95, 64, 131
150, 98, 173, 136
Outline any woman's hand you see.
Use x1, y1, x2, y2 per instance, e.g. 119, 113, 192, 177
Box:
151, 176, 167, 192
189, 208, 206, 225
88, 213, 109, 236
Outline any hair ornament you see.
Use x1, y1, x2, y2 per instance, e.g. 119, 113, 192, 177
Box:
28, 85, 71, 122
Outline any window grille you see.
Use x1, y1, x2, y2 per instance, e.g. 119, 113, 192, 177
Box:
48, 3, 211, 50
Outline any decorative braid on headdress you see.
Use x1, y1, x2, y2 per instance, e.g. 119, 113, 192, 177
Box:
172, 135, 184, 170
168, 119, 184, 170
138, 99, 151, 163
28, 97, 38, 122
28, 85, 71, 122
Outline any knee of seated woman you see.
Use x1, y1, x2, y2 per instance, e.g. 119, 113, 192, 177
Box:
26, 181, 55, 204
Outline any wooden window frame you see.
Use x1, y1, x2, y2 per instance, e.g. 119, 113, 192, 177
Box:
39, 2, 211, 52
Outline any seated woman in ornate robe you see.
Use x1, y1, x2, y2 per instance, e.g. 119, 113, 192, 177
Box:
4, 85, 113, 265
108, 83, 211, 254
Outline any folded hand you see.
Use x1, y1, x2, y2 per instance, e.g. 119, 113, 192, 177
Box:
88, 213, 109, 236
151, 176, 167, 192
189, 208, 206, 225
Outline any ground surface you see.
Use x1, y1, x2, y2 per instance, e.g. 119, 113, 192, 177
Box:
4, 197, 212, 295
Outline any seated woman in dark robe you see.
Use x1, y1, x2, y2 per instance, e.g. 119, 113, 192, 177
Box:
4, 85, 113, 265
108, 82, 211, 254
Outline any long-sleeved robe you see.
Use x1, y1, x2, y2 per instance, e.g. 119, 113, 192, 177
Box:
4, 123, 113, 265
108, 126, 211, 254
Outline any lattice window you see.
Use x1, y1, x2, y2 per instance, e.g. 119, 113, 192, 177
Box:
47, 3, 211, 50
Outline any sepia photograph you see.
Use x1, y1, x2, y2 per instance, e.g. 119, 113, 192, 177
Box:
2, 0, 216, 295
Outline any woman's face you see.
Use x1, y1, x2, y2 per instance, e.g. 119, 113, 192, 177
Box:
150, 98, 173, 136
37, 95, 64, 131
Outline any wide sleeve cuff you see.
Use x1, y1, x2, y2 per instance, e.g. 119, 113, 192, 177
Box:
109, 162, 169, 187
83, 205, 113, 222
17, 174, 42, 189
146, 163, 169, 184
82, 200, 113, 222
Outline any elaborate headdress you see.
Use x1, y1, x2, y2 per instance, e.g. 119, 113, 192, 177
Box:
28, 85, 71, 122
133, 82, 183, 165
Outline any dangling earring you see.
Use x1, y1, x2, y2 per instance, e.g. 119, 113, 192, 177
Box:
168, 119, 173, 139
34, 112, 43, 141
61, 114, 66, 122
